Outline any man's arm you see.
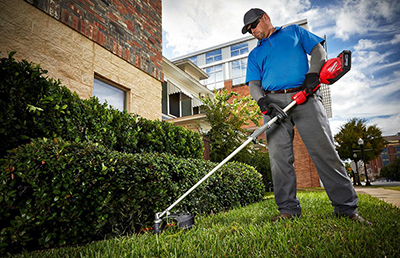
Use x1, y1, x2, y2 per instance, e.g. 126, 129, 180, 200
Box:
302, 43, 326, 96
248, 80, 264, 102
308, 43, 326, 74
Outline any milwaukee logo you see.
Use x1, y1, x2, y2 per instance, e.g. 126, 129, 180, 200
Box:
328, 61, 339, 73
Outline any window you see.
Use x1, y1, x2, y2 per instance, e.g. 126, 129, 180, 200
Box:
203, 64, 224, 90
231, 42, 248, 57
189, 56, 198, 65
181, 94, 192, 117
205, 49, 222, 64
162, 81, 168, 114
93, 77, 126, 111
193, 106, 200, 115
169, 93, 180, 117
167, 93, 193, 118
162, 81, 196, 118
231, 58, 247, 85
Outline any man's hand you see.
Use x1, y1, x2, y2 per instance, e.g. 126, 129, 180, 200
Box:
257, 97, 270, 115
257, 97, 287, 122
302, 73, 320, 96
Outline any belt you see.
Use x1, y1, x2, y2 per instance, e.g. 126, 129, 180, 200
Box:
264, 86, 303, 94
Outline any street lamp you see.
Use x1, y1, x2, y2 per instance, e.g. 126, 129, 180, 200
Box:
353, 153, 361, 186
358, 138, 371, 186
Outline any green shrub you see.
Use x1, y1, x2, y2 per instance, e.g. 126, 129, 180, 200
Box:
135, 118, 203, 158
234, 148, 272, 191
0, 52, 203, 159
0, 137, 264, 254
380, 157, 400, 181
247, 150, 272, 189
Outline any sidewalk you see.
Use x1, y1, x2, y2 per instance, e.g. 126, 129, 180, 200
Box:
355, 186, 400, 209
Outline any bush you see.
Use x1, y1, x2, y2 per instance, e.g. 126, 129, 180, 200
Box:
0, 51, 203, 159
234, 148, 272, 191
0, 137, 264, 254
247, 151, 272, 189
380, 157, 400, 181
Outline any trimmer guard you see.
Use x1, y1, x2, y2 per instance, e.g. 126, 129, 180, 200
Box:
153, 212, 194, 234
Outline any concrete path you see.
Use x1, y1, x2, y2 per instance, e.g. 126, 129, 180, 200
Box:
355, 186, 400, 209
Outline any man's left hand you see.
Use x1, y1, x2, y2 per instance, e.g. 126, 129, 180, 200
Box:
302, 73, 320, 96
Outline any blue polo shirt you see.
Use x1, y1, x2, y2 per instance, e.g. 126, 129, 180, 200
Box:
245, 24, 325, 91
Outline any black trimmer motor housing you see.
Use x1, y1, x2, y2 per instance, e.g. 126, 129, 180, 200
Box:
153, 212, 195, 234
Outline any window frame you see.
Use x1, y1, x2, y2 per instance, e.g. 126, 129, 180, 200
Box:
92, 75, 127, 111
205, 49, 222, 64
231, 57, 247, 86
230, 42, 248, 57
202, 64, 224, 90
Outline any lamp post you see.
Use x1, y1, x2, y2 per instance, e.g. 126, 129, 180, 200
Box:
353, 153, 361, 186
358, 138, 371, 186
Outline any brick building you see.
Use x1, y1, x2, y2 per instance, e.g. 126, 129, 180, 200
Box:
171, 19, 332, 188
369, 133, 400, 177
0, 0, 162, 120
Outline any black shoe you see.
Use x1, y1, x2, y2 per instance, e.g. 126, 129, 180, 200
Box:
348, 214, 372, 226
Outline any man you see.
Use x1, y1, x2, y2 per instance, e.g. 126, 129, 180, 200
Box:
242, 8, 370, 224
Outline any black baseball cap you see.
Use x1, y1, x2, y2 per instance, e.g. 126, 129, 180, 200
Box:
241, 8, 266, 34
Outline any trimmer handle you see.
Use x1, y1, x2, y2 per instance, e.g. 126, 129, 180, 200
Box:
292, 87, 319, 105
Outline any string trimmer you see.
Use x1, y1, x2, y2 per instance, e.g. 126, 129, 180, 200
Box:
153, 50, 351, 234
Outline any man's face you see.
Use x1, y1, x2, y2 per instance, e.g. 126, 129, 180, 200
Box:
248, 14, 274, 40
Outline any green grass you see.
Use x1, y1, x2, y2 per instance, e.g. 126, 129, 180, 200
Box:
369, 185, 400, 191
381, 186, 400, 192
9, 191, 400, 258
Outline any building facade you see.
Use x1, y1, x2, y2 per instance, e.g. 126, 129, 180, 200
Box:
161, 57, 213, 125
171, 19, 333, 188
369, 133, 400, 177
0, 0, 162, 120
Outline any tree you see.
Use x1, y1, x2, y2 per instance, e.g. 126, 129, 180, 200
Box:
334, 118, 386, 163
199, 89, 272, 188
199, 89, 261, 162
380, 158, 400, 181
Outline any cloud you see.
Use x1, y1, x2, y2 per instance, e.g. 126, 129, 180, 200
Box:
330, 55, 400, 136
162, 0, 314, 58
390, 34, 400, 44
355, 34, 400, 51
369, 113, 400, 136
333, 0, 400, 40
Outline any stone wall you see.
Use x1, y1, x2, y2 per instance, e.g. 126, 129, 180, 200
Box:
0, 0, 161, 120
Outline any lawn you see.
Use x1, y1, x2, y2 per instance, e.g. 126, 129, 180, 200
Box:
9, 191, 400, 258
380, 186, 400, 192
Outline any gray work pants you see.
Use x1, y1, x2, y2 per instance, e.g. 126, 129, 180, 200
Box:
264, 91, 358, 216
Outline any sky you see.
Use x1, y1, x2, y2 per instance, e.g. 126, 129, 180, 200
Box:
162, 0, 400, 137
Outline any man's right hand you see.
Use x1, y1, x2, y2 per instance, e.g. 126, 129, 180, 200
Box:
257, 97, 288, 122
257, 96, 271, 115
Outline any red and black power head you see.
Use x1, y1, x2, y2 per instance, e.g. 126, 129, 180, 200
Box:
292, 50, 352, 105
319, 50, 351, 85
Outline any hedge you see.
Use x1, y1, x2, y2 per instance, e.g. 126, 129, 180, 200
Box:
0, 51, 203, 159
0, 138, 264, 254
